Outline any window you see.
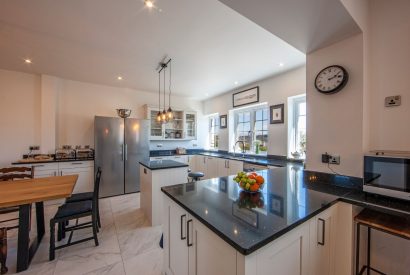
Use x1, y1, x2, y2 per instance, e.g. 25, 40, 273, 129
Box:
288, 95, 306, 158
209, 115, 219, 149
233, 104, 268, 155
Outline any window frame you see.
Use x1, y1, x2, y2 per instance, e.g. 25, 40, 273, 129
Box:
209, 114, 219, 150
232, 103, 269, 155
288, 95, 306, 158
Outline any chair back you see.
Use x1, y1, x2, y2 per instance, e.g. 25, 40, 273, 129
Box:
93, 167, 102, 206
0, 166, 34, 181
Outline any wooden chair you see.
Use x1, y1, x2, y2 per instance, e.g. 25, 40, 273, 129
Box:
49, 168, 102, 260
0, 166, 34, 274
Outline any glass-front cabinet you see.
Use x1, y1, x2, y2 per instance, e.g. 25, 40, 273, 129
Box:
184, 112, 196, 140
145, 105, 197, 140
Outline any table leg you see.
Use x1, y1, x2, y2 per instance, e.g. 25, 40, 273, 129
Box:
16, 204, 30, 272
16, 202, 46, 273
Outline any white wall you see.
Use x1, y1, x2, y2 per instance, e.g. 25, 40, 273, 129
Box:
306, 34, 364, 178
368, 0, 410, 151
56, 78, 206, 150
0, 69, 41, 167
202, 66, 306, 156
0, 69, 206, 165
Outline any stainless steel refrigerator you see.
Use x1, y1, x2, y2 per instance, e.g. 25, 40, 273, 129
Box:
94, 116, 149, 197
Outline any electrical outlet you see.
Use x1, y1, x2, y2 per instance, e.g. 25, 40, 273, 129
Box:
322, 153, 340, 165
29, 145, 40, 151
156, 144, 163, 148
385, 95, 401, 107
329, 155, 340, 165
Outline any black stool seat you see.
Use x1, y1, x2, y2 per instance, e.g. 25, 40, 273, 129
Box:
66, 192, 93, 203
188, 172, 204, 178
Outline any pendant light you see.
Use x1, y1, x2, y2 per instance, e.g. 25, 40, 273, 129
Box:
166, 60, 173, 120
161, 66, 168, 123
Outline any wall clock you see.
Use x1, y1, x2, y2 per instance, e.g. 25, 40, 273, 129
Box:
314, 65, 349, 94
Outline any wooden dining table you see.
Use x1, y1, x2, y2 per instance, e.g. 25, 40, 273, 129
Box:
0, 175, 78, 272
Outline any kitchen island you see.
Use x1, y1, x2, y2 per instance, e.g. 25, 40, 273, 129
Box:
139, 160, 188, 226
161, 166, 409, 275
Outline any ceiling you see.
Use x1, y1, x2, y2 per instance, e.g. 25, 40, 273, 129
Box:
219, 0, 361, 54
0, 0, 305, 100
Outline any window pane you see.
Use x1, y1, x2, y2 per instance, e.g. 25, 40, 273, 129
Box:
263, 109, 268, 120
238, 113, 244, 123
244, 112, 251, 122
263, 121, 268, 131
299, 102, 306, 116
254, 121, 262, 131
255, 110, 262, 121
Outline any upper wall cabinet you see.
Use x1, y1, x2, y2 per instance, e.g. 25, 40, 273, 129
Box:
145, 105, 197, 141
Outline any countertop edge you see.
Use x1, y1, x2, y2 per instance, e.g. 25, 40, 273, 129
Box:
139, 161, 188, 170
12, 158, 95, 165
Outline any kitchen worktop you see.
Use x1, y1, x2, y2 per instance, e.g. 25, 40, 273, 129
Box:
12, 158, 94, 165
162, 167, 409, 255
139, 160, 189, 170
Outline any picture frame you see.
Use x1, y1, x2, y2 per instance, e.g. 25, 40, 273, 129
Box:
232, 86, 259, 108
270, 104, 284, 124
232, 202, 259, 228
220, 115, 227, 129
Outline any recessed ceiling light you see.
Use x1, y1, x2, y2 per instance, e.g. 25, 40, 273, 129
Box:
279, 62, 284, 67
117, 76, 123, 80
144, 0, 154, 8
205, 93, 209, 96
234, 81, 239, 85
24, 59, 32, 64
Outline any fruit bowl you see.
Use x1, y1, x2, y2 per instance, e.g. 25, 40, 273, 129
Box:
237, 191, 264, 209
233, 171, 265, 193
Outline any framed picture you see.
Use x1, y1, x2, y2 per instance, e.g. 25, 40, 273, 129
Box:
220, 115, 227, 129
270, 104, 284, 124
233, 86, 259, 108
268, 194, 284, 217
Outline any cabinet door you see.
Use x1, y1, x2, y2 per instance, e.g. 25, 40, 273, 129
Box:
228, 160, 243, 176
309, 205, 338, 275
206, 157, 219, 179
60, 166, 94, 194
167, 199, 190, 275
184, 111, 197, 140
172, 155, 188, 164
187, 155, 196, 171
148, 108, 164, 140
188, 217, 237, 275
217, 158, 229, 177
195, 156, 207, 178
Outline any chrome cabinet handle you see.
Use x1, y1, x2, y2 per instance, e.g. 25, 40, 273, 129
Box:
53, 171, 56, 176
318, 218, 325, 246
70, 162, 83, 165
180, 214, 186, 240
121, 144, 124, 161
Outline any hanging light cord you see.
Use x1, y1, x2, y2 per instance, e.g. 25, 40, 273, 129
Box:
168, 61, 172, 108
158, 70, 161, 111
163, 65, 166, 111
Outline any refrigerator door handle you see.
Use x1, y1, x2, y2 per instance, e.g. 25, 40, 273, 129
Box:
121, 144, 124, 161
125, 144, 128, 161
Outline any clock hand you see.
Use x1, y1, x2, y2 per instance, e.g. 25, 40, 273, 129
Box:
328, 73, 342, 81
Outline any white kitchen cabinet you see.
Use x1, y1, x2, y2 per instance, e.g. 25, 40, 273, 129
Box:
187, 155, 196, 171
228, 159, 243, 176
217, 158, 230, 177
205, 156, 219, 179
163, 196, 237, 275
184, 111, 197, 140
195, 155, 208, 178
59, 161, 94, 194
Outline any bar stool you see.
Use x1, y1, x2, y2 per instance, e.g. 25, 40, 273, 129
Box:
188, 172, 204, 182
354, 208, 410, 275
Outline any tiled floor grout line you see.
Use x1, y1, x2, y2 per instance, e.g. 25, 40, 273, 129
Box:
109, 196, 128, 275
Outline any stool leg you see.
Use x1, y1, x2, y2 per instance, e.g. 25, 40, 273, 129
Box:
0, 228, 8, 275
49, 220, 56, 261
356, 223, 360, 275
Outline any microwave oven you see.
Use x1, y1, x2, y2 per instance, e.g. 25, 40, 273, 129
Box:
363, 154, 410, 201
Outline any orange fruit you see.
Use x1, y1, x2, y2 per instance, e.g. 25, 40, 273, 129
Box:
250, 183, 260, 192
255, 175, 264, 185
248, 174, 256, 180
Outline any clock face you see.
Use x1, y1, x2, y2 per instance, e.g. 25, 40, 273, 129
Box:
315, 65, 348, 94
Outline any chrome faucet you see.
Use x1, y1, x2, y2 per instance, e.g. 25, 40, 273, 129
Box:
233, 140, 245, 157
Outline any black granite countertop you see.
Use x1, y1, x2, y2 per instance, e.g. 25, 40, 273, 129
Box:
12, 158, 94, 165
139, 160, 189, 170
162, 167, 409, 255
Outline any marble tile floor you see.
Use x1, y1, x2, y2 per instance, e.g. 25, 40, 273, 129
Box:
4, 193, 164, 275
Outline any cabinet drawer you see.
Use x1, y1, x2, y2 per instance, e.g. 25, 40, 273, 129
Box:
31, 163, 59, 171
58, 161, 94, 169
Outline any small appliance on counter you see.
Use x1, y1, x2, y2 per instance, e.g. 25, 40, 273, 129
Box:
55, 145, 76, 160
75, 145, 94, 159
363, 150, 410, 201
176, 147, 186, 155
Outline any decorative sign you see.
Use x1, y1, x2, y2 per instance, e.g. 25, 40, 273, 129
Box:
268, 194, 284, 217
270, 104, 284, 124
232, 86, 259, 108
220, 115, 227, 129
